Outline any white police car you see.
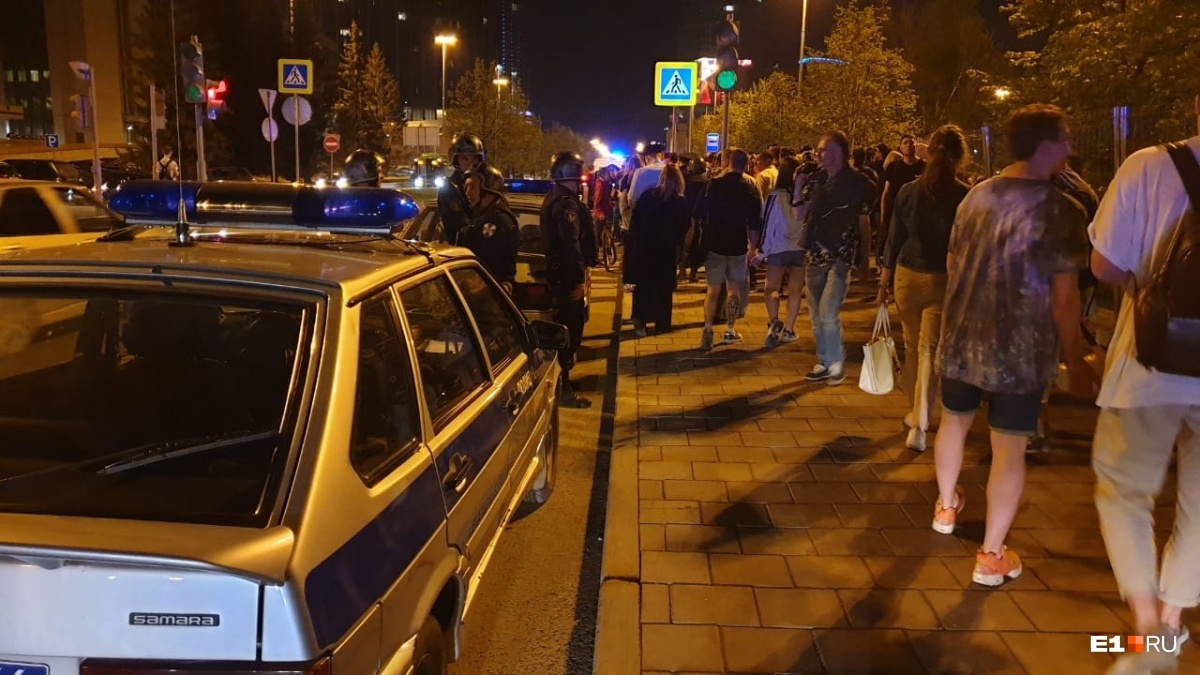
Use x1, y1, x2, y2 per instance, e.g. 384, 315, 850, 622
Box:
0, 181, 568, 675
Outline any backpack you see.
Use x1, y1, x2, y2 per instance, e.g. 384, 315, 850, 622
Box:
1133, 141, 1200, 377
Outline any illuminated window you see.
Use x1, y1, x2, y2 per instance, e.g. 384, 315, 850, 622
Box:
17, 71, 26, 83
30, 70, 39, 82
4, 70, 12, 83
43, 71, 50, 80
397, 11, 407, 20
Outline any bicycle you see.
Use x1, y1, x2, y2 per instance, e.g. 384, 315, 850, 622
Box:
596, 217, 618, 271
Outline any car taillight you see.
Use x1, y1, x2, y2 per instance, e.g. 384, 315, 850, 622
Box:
81, 657, 331, 675
524, 284, 546, 297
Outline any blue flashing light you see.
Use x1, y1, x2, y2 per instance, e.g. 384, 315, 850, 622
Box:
108, 180, 200, 222
504, 179, 555, 195
107, 180, 419, 232
294, 187, 420, 229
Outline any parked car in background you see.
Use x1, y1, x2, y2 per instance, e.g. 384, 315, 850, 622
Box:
0, 180, 119, 251
3, 159, 86, 186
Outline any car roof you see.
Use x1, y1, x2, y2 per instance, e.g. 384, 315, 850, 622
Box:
0, 179, 71, 188
0, 231, 469, 298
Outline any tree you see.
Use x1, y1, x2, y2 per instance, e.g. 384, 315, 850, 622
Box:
1004, 0, 1200, 116
890, 0, 1008, 131
362, 42, 401, 150
444, 60, 543, 177
332, 20, 369, 149
800, 0, 919, 147
689, 74, 817, 153
542, 124, 597, 171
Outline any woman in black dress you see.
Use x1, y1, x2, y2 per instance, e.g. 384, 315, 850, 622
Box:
625, 164, 690, 335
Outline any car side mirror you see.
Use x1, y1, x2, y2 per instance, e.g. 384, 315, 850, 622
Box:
528, 319, 570, 351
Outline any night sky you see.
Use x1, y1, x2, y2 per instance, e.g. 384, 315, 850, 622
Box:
524, 0, 1013, 153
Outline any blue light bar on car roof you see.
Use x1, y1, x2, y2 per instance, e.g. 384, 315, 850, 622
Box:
107, 181, 201, 221
107, 180, 420, 233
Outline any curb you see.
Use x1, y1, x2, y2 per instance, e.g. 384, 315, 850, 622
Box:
594, 284, 641, 675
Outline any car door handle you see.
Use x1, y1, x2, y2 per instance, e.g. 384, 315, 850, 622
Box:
442, 453, 474, 494
505, 393, 522, 418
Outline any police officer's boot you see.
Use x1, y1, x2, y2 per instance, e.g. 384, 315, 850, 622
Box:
558, 374, 591, 409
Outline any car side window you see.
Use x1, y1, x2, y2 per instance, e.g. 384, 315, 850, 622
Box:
48, 187, 121, 232
0, 188, 59, 236
350, 295, 421, 484
450, 267, 524, 374
400, 275, 489, 429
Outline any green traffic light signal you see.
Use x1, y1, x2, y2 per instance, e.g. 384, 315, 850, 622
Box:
716, 69, 737, 91
184, 84, 206, 104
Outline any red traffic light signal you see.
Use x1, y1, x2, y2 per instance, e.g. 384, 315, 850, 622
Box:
206, 79, 228, 108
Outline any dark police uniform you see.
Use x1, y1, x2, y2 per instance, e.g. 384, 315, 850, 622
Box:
540, 183, 596, 404
437, 168, 470, 246
457, 189, 518, 287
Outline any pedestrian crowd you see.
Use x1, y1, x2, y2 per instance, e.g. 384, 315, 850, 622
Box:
581, 102, 1200, 675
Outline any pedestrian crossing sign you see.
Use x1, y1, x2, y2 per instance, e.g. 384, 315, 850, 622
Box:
278, 59, 314, 94
654, 62, 698, 107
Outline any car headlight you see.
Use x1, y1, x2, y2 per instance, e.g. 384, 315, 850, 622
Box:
414, 176, 425, 188
335, 177, 349, 189
434, 176, 446, 189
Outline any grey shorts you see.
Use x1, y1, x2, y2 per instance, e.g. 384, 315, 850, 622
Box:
705, 252, 748, 286
767, 250, 806, 268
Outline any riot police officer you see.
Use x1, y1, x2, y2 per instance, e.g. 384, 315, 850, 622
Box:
343, 149, 386, 187
541, 151, 597, 409
439, 133, 485, 245
459, 165, 518, 292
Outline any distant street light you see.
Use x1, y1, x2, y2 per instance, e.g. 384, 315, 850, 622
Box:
435, 33, 458, 149
994, 87, 1012, 101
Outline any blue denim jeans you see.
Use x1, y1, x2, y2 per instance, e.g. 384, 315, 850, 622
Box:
805, 262, 849, 365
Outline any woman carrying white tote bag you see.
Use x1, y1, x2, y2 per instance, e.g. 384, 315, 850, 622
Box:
859, 303, 899, 395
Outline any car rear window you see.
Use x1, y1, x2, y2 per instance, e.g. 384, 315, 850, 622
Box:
0, 292, 309, 527
47, 187, 123, 232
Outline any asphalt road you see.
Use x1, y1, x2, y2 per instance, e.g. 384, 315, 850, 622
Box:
448, 270, 622, 675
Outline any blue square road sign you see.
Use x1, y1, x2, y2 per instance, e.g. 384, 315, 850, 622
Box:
44, 134, 60, 149
706, 133, 720, 153
278, 59, 314, 94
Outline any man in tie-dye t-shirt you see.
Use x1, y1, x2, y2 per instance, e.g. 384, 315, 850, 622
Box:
929, 104, 1098, 590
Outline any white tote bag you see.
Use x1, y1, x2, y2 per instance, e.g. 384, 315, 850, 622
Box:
859, 304, 899, 395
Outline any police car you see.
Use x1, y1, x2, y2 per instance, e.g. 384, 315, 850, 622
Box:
0, 180, 568, 675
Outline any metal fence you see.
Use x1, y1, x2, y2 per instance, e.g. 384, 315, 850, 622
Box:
962, 101, 1196, 192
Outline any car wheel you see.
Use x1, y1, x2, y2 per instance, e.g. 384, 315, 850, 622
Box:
412, 615, 447, 675
524, 403, 559, 504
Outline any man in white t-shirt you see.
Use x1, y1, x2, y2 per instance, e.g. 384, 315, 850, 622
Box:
1089, 119, 1200, 670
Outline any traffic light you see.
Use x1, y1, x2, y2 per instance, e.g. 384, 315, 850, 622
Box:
205, 79, 227, 119
179, 36, 205, 104
715, 15, 740, 92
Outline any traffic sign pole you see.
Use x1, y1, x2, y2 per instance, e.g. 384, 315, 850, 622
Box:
293, 96, 300, 183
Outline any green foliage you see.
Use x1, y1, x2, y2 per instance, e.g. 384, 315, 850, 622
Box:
802, 0, 919, 146
444, 60, 543, 177
361, 43, 401, 150
541, 124, 596, 170
891, 0, 1008, 131
1003, 0, 1200, 116
332, 21, 368, 149
731, 72, 814, 151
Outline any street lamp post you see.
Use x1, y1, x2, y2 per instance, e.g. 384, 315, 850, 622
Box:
797, 0, 810, 95
435, 33, 457, 150
493, 76, 510, 102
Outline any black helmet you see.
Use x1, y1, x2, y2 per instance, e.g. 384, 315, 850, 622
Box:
468, 164, 505, 192
343, 149, 385, 186
451, 134, 485, 161
550, 152, 584, 182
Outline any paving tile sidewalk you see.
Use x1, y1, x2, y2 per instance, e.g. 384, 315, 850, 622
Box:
615, 277, 1198, 675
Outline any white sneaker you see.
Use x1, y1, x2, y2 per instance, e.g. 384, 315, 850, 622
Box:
906, 427, 926, 452
826, 361, 845, 385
